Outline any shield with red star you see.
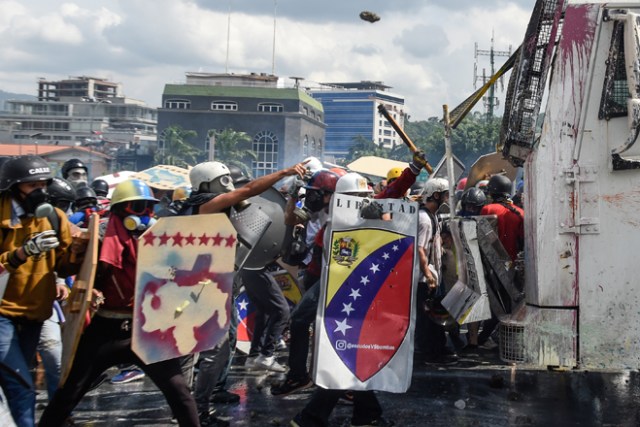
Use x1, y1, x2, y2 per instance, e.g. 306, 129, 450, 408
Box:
313, 194, 419, 393
132, 214, 237, 364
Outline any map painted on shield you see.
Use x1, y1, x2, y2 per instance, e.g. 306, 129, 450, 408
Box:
324, 228, 414, 381
132, 215, 236, 365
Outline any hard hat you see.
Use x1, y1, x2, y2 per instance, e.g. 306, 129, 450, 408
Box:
227, 164, 251, 185
487, 174, 512, 196
456, 177, 468, 191
61, 158, 88, 179
75, 185, 97, 204
189, 161, 231, 191
111, 179, 159, 207
0, 155, 53, 191
422, 177, 449, 200
304, 170, 339, 193
48, 177, 76, 203
304, 157, 323, 173
329, 167, 348, 177
335, 172, 373, 195
386, 167, 403, 182
90, 179, 109, 197
460, 187, 486, 209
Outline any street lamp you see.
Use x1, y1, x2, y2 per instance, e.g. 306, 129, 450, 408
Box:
30, 133, 43, 155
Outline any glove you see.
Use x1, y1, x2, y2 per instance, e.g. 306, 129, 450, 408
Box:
360, 200, 384, 220
23, 230, 59, 257
410, 150, 428, 174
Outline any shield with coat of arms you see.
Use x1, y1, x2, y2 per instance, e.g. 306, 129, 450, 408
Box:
314, 194, 419, 393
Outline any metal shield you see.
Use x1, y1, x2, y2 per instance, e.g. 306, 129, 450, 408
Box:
230, 187, 287, 270
132, 214, 236, 364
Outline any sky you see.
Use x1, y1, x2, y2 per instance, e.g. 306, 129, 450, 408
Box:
0, 0, 535, 121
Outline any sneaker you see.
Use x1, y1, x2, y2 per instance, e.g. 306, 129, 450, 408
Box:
244, 355, 259, 369
351, 417, 395, 427
479, 337, 498, 350
110, 368, 145, 384
276, 338, 287, 351
87, 372, 109, 392
199, 411, 230, 427
271, 376, 313, 396
255, 354, 287, 373
211, 390, 240, 404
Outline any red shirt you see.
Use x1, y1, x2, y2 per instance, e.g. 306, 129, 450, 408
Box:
480, 202, 524, 261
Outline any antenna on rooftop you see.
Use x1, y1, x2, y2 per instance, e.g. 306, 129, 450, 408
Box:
272, 0, 277, 75
225, 0, 232, 73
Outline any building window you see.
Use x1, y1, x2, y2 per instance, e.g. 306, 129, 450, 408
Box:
252, 131, 279, 177
303, 135, 309, 156
311, 138, 316, 155
302, 107, 309, 116
258, 103, 283, 113
211, 101, 238, 111
165, 99, 190, 109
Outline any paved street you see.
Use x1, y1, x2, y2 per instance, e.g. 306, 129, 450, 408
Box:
33, 348, 640, 426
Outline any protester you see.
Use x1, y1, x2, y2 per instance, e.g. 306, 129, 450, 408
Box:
39, 179, 201, 427
178, 159, 307, 426
0, 155, 86, 427
60, 159, 89, 189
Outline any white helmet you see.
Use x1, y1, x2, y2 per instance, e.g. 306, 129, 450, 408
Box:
189, 161, 230, 191
336, 172, 373, 195
304, 156, 323, 173
422, 177, 449, 201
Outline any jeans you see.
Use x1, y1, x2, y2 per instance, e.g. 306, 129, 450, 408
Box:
287, 280, 320, 380
38, 314, 62, 400
194, 338, 231, 414
240, 268, 290, 357
215, 301, 238, 391
298, 389, 382, 427
0, 315, 43, 427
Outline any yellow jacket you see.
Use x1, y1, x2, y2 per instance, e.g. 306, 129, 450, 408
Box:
0, 194, 83, 321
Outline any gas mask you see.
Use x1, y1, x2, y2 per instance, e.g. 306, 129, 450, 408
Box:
293, 190, 326, 222
203, 174, 251, 211
303, 190, 326, 213
123, 215, 157, 232
67, 168, 88, 188
22, 188, 54, 218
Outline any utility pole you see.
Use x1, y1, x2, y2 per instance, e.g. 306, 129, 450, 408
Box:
474, 32, 511, 119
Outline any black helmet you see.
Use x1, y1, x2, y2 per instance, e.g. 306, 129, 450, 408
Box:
61, 158, 88, 179
0, 155, 53, 191
74, 185, 97, 209
461, 187, 487, 209
227, 164, 250, 185
48, 177, 76, 211
90, 179, 109, 197
487, 174, 512, 197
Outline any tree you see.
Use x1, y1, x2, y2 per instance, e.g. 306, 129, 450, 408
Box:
345, 135, 390, 163
156, 125, 201, 167
405, 112, 500, 171
209, 128, 258, 178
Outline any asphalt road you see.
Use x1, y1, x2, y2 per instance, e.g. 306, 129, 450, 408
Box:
32, 347, 640, 426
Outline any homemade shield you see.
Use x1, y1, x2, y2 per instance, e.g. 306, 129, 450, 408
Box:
132, 214, 236, 364
314, 195, 419, 392
60, 214, 99, 386
234, 267, 302, 354
132, 164, 190, 190
464, 152, 518, 189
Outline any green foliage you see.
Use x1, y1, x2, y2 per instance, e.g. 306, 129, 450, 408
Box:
341, 112, 500, 172
405, 112, 501, 171
156, 125, 201, 167
209, 128, 258, 178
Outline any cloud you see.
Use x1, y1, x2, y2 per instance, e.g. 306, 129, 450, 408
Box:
0, 0, 535, 120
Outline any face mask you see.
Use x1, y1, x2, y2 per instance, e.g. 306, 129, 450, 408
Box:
304, 190, 326, 213
23, 188, 54, 218
204, 175, 235, 195
123, 215, 157, 232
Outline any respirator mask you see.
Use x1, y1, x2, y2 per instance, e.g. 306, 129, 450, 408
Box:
123, 215, 157, 231
22, 188, 54, 218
